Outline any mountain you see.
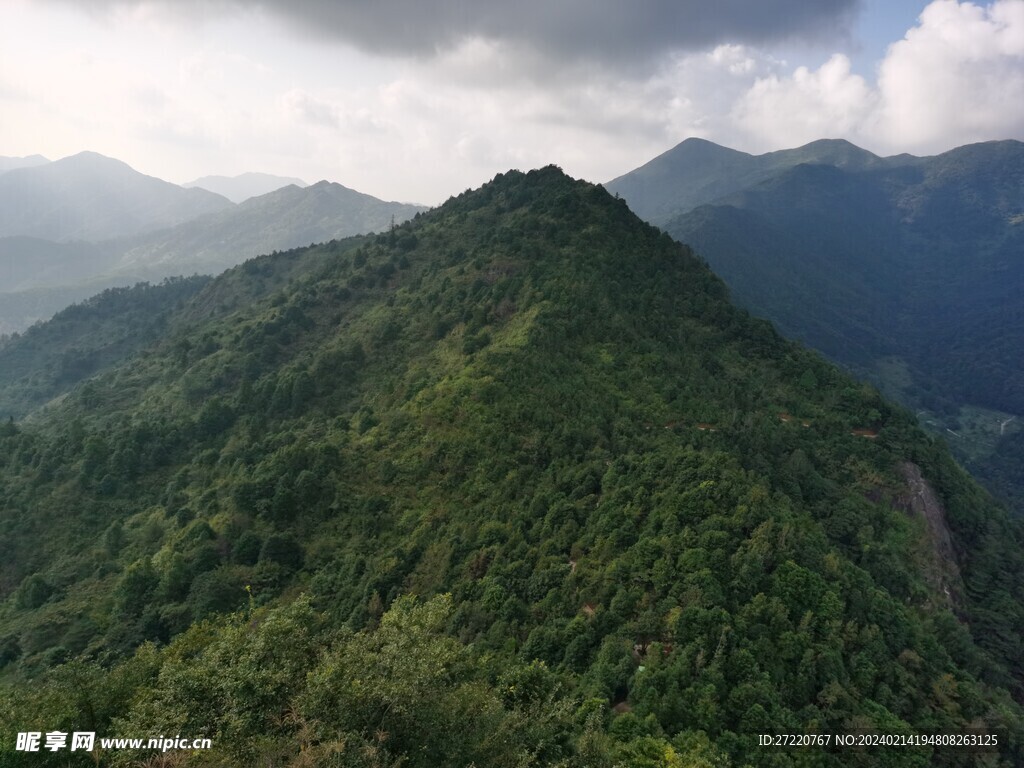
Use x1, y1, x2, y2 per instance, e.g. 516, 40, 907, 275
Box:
184, 172, 309, 203
0, 236, 118, 293
0, 151, 232, 242
115, 179, 427, 278
0, 155, 49, 175
0, 177, 426, 335
610, 138, 1024, 514
0, 284, 120, 338
1, 167, 1023, 766
606, 137, 904, 226
0, 277, 212, 419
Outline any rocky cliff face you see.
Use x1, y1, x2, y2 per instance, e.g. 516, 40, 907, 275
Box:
898, 461, 965, 610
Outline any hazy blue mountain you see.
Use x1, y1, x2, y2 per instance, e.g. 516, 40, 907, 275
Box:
606, 137, 911, 225
610, 137, 1024, 511
184, 171, 309, 203
0, 151, 232, 242
0, 236, 118, 293
0, 155, 49, 175
115, 180, 426, 278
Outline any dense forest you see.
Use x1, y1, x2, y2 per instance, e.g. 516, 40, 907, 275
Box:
1, 168, 1023, 766
0, 277, 212, 419
609, 139, 1024, 515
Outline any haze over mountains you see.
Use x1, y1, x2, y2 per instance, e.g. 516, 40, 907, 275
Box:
0, 155, 50, 175
608, 137, 1024, 513
184, 172, 309, 204
0, 152, 233, 242
0, 152, 425, 334
116, 180, 425, 280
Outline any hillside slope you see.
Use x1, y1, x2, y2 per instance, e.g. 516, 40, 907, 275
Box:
611, 138, 1024, 514
0, 277, 212, 419
1, 168, 1023, 766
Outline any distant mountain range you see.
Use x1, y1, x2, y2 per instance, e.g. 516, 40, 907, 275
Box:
0, 152, 232, 242
0, 154, 49, 175
116, 180, 425, 279
184, 172, 309, 203
0, 153, 426, 334
607, 138, 902, 226
608, 137, 1024, 512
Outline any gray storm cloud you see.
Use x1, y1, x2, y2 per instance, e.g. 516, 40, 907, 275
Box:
58, 0, 859, 62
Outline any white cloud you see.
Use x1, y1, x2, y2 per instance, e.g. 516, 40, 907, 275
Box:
722, 0, 1024, 156
873, 0, 1024, 153
4, 0, 1023, 203
731, 54, 877, 151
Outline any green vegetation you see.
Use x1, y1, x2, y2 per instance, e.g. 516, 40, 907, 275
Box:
1, 167, 1023, 766
0, 277, 211, 419
609, 139, 1024, 513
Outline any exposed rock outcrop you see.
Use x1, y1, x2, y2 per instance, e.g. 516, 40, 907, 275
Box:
896, 461, 964, 611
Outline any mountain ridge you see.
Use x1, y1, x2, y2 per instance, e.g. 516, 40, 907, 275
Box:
0, 151, 232, 242
0, 154, 49, 175
0, 159, 427, 333
184, 171, 309, 203
606, 136, 930, 225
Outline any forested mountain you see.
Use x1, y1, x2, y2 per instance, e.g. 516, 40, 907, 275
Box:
0, 284, 119, 338
184, 172, 309, 204
0, 277, 212, 419
606, 137, 902, 226
2, 168, 1023, 766
609, 139, 1024, 514
0, 152, 232, 242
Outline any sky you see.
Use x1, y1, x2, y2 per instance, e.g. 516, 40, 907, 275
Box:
1, 0, 1023, 204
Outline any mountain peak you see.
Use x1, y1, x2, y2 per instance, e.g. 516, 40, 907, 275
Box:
658, 137, 752, 164
776, 138, 883, 169
607, 137, 902, 224
0, 151, 232, 242
185, 172, 309, 203
58, 150, 133, 170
